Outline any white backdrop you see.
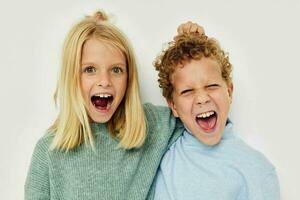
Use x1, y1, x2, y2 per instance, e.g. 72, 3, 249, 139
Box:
0, 0, 299, 199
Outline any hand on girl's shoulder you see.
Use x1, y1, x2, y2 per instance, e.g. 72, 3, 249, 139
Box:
143, 103, 172, 121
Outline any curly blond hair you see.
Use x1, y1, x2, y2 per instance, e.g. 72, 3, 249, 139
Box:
154, 33, 232, 100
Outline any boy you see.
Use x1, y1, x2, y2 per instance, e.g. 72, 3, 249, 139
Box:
153, 33, 280, 200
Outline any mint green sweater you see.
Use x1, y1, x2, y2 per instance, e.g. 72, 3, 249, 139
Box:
25, 103, 183, 200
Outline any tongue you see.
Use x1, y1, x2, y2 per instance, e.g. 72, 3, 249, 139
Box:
197, 115, 217, 131
94, 98, 108, 108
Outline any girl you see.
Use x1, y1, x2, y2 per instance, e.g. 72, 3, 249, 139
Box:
25, 11, 203, 199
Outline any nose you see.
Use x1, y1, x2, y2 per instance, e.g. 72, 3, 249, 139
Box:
96, 71, 111, 87
196, 91, 210, 105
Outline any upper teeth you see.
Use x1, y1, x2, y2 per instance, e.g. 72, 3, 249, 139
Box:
95, 93, 112, 98
197, 111, 214, 118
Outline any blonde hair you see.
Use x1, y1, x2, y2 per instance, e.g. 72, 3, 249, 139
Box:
49, 10, 146, 151
154, 33, 232, 100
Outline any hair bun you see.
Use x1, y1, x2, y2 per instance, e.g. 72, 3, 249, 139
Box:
89, 10, 109, 23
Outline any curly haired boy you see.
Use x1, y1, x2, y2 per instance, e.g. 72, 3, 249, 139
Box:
153, 33, 280, 200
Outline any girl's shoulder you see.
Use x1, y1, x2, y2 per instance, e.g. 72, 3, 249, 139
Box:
32, 132, 55, 155
143, 102, 177, 135
143, 103, 173, 125
143, 103, 170, 118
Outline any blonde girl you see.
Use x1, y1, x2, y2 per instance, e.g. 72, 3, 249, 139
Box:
25, 11, 203, 199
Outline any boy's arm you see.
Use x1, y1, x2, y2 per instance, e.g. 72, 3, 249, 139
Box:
235, 169, 280, 200
262, 169, 281, 200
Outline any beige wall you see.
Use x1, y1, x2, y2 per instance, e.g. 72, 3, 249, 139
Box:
0, 0, 299, 199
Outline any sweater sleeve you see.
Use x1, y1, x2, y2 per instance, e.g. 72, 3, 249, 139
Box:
25, 135, 51, 200
143, 103, 183, 148
143, 103, 175, 135
262, 169, 281, 200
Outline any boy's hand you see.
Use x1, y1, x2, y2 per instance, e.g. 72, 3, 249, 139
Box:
177, 21, 205, 35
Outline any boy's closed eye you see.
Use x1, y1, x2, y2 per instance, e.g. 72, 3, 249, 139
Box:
180, 89, 193, 95
206, 84, 220, 90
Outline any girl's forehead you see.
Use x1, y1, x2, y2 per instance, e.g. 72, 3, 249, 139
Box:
81, 39, 126, 62
83, 38, 121, 53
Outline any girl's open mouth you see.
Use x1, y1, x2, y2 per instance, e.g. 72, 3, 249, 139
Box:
91, 94, 114, 111
195, 111, 217, 133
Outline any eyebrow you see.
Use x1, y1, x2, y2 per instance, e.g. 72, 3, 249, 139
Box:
111, 62, 126, 67
81, 62, 95, 66
206, 83, 220, 87
81, 62, 126, 67
173, 87, 186, 94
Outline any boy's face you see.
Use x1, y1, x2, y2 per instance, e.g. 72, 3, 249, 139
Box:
168, 57, 233, 145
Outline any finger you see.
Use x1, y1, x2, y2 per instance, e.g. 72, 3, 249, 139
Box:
196, 26, 205, 35
189, 24, 199, 33
177, 24, 184, 34
177, 21, 193, 34
182, 21, 193, 33
189, 23, 205, 34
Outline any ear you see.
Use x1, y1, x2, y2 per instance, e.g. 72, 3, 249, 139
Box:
167, 99, 179, 117
227, 82, 234, 103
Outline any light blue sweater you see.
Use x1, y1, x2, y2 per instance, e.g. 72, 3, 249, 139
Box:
154, 121, 280, 200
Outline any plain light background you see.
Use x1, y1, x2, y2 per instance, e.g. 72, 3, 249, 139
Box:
0, 0, 299, 199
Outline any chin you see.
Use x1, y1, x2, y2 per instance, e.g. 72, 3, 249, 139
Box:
205, 140, 220, 146
88, 112, 113, 123
201, 134, 222, 146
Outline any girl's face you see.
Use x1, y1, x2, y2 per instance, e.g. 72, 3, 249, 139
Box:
80, 38, 128, 123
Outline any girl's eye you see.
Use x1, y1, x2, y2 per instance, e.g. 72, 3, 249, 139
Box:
83, 66, 96, 73
112, 66, 123, 74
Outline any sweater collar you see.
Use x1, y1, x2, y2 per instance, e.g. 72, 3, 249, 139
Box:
183, 119, 234, 149
90, 122, 108, 135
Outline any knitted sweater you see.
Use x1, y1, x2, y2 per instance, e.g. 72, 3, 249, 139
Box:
25, 103, 183, 200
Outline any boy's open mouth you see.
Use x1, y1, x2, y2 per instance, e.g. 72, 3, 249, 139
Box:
195, 111, 217, 132
91, 94, 114, 110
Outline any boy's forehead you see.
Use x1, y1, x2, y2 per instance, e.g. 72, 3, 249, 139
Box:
170, 58, 223, 84
172, 57, 221, 74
